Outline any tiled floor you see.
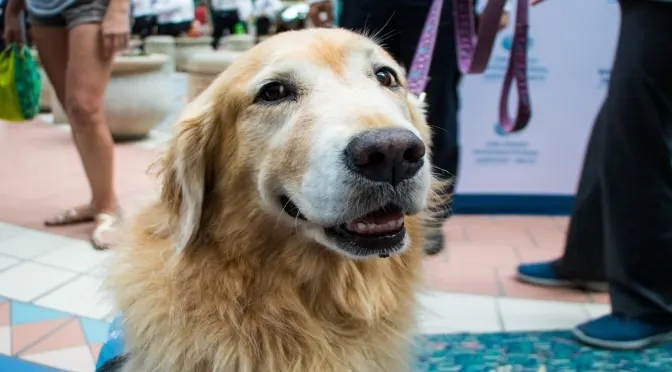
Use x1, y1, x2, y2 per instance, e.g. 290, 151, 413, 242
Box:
0, 120, 611, 371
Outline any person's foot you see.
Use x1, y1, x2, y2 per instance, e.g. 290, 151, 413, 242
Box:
44, 204, 96, 226
91, 212, 122, 251
573, 314, 672, 350
516, 260, 608, 292
424, 229, 445, 256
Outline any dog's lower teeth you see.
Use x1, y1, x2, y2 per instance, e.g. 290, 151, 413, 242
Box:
347, 218, 403, 234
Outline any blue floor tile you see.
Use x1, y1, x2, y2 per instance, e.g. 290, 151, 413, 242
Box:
0, 354, 62, 372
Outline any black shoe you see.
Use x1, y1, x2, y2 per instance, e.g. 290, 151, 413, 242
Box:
424, 229, 445, 256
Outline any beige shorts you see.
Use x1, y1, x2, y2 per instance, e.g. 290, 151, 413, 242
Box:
29, 0, 109, 29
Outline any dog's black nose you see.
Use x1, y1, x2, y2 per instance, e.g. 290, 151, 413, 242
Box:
344, 128, 425, 186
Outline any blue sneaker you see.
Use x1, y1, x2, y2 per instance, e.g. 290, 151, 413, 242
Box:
573, 314, 672, 350
516, 260, 607, 292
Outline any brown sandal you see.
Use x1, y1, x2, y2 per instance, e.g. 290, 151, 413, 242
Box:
44, 205, 96, 226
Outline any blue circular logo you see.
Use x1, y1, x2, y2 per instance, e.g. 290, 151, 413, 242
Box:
502, 35, 534, 52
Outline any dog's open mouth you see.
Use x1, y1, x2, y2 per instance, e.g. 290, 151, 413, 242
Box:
337, 205, 404, 237
279, 195, 407, 257
325, 204, 407, 257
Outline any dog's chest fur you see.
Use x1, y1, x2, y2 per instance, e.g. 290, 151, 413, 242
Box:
106, 211, 425, 372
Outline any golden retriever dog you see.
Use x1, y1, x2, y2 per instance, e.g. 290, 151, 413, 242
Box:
105, 27, 442, 372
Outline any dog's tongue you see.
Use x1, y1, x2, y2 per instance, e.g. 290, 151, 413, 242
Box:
345, 206, 404, 235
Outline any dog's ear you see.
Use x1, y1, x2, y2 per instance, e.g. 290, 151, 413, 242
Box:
158, 96, 219, 253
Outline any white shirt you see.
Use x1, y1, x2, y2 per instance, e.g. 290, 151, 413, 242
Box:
210, 0, 252, 20
132, 0, 156, 17
154, 0, 194, 24
253, 0, 282, 18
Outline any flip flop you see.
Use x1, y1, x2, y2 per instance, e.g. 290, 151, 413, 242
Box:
91, 213, 121, 251
44, 206, 96, 227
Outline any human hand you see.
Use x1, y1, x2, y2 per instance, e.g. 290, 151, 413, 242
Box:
101, 5, 130, 58
307, 0, 333, 28
531, 0, 545, 5
3, 11, 24, 48
499, 12, 509, 30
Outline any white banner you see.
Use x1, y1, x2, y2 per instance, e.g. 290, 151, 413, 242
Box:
456, 0, 620, 196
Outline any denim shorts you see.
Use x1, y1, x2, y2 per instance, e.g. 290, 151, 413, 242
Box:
29, 0, 109, 29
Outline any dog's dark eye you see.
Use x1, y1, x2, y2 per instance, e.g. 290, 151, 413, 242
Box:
256, 82, 294, 103
375, 68, 399, 88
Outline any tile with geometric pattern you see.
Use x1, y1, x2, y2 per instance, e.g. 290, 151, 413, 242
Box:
0, 295, 110, 372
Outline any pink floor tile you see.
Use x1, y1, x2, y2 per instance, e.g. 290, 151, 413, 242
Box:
424, 258, 501, 296
528, 229, 566, 251
0, 121, 157, 241
447, 241, 520, 268
589, 292, 611, 304
447, 215, 497, 227
515, 247, 563, 264
497, 266, 591, 303
0, 303, 8, 327
20, 320, 86, 355
443, 222, 467, 241
12, 319, 72, 355
492, 216, 560, 231
464, 226, 537, 249
89, 343, 103, 360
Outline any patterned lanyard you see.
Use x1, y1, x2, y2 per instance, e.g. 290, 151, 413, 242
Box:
406, 0, 531, 133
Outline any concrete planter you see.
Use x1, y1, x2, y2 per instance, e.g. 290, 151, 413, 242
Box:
183, 51, 242, 101
175, 36, 213, 72
219, 34, 255, 52
51, 54, 173, 141
144, 36, 177, 72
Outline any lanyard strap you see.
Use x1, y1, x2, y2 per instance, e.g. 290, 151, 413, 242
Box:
406, 0, 531, 133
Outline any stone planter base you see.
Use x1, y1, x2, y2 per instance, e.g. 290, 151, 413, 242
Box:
144, 35, 176, 72
183, 51, 242, 101
51, 54, 173, 141
175, 36, 213, 72
219, 34, 255, 52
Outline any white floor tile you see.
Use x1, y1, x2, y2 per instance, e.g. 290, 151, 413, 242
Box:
22, 345, 95, 372
0, 326, 10, 355
0, 262, 77, 302
0, 222, 28, 243
416, 291, 502, 334
0, 254, 21, 271
584, 303, 611, 319
35, 275, 113, 320
0, 229, 76, 260
88, 263, 107, 278
34, 240, 111, 273
498, 298, 590, 332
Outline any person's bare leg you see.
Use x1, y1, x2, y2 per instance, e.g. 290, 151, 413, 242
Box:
64, 23, 119, 243
32, 26, 98, 225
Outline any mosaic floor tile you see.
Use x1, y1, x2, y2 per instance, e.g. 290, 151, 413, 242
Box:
0, 326, 10, 355
10, 301, 72, 325
21, 345, 95, 372
0, 301, 9, 326
11, 319, 72, 355
0, 354, 61, 372
80, 317, 112, 345
21, 319, 87, 355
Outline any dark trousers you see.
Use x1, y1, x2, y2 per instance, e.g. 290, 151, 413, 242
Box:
256, 15, 271, 36
340, 0, 461, 218
556, 0, 672, 321
211, 9, 246, 49
132, 15, 157, 41
156, 21, 192, 37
